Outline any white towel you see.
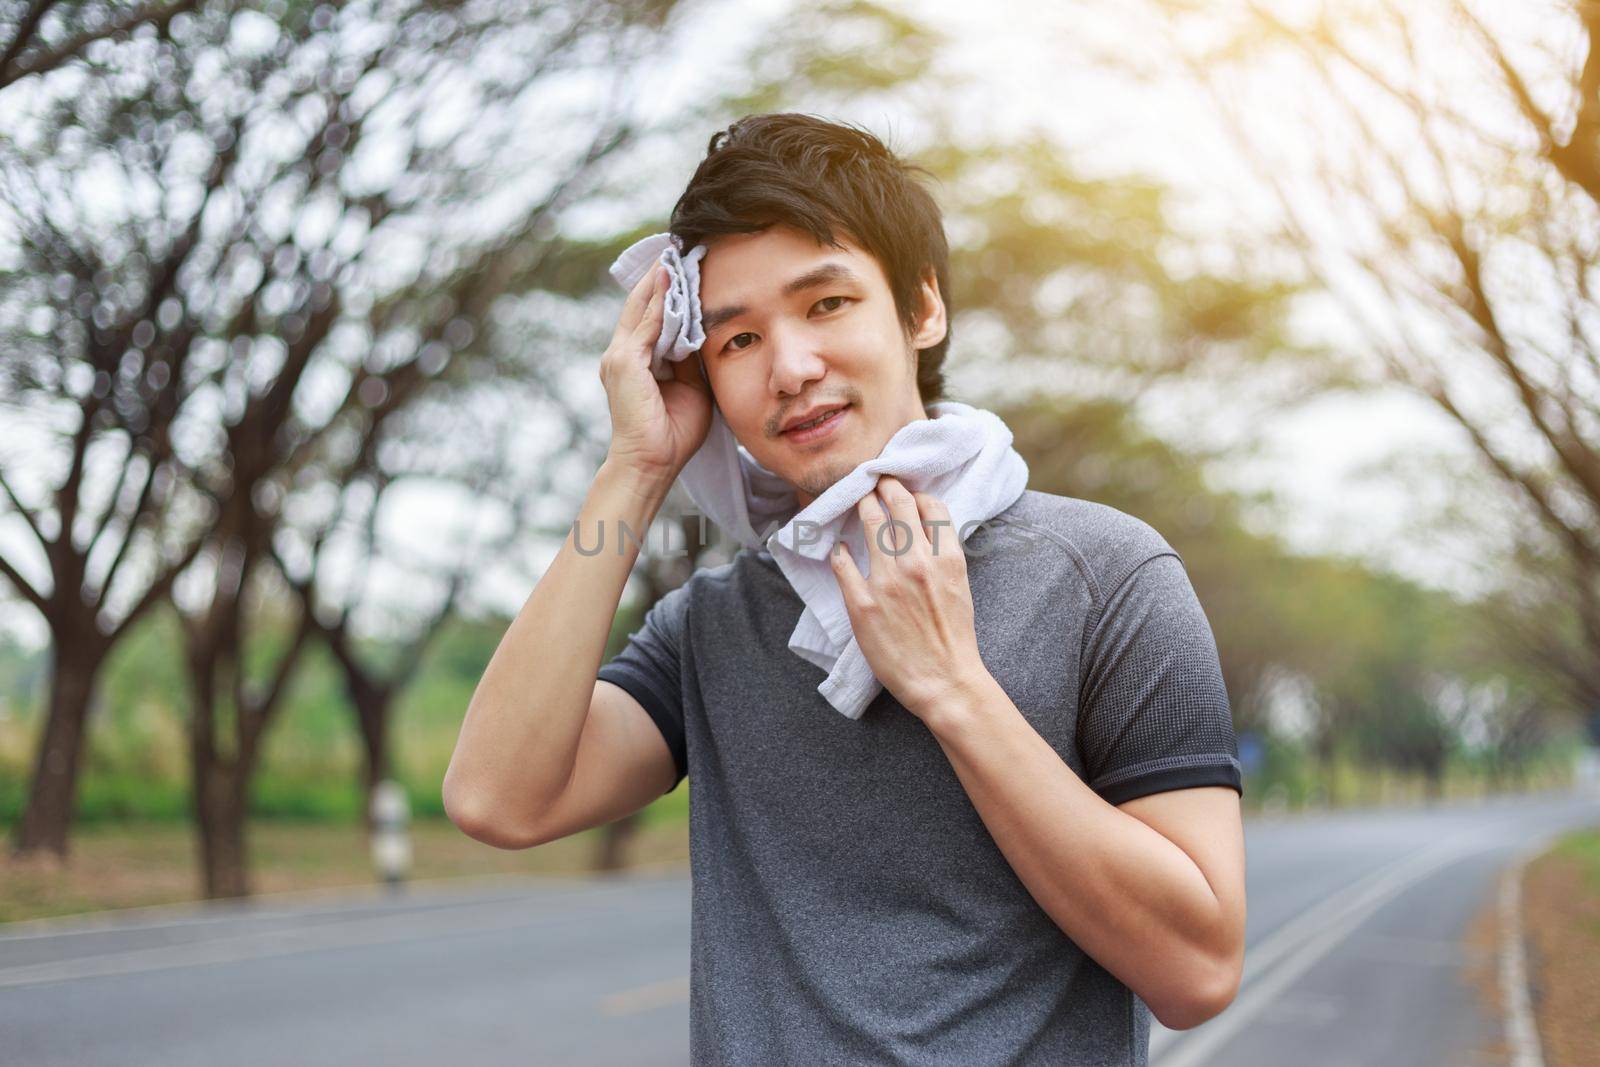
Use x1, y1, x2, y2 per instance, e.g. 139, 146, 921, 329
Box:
608, 232, 1030, 719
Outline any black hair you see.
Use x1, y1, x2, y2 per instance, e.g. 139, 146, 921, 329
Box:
669, 113, 952, 404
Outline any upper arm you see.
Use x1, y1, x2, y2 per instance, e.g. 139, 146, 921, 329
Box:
1120, 780, 1241, 947
522, 679, 681, 847
523, 582, 692, 847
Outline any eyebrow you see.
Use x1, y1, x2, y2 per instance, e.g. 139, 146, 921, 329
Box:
700, 262, 864, 339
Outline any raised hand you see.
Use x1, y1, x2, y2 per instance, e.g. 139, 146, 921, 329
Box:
599, 264, 713, 484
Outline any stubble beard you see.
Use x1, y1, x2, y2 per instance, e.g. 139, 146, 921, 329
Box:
793, 456, 857, 502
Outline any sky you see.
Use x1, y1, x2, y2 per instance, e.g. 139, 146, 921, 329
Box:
0, 0, 1558, 647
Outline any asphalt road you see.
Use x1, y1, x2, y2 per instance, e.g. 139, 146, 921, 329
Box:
2, 790, 1596, 1066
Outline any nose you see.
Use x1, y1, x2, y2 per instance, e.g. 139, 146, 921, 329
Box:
767, 321, 828, 399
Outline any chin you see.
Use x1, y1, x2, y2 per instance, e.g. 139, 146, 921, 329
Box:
794, 457, 860, 501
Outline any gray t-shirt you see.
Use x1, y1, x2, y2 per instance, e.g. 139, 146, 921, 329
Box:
597, 488, 1241, 1065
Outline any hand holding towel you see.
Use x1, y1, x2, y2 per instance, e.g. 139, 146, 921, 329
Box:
764, 401, 1029, 719
608, 232, 796, 549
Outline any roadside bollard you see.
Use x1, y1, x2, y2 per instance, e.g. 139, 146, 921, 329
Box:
370, 779, 412, 891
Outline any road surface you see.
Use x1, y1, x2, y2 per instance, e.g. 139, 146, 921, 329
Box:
2, 790, 1596, 1065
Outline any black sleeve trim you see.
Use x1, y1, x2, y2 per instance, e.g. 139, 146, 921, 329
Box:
1095, 762, 1242, 807
597, 664, 687, 791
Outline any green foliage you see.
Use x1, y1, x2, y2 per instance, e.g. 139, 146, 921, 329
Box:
0, 599, 680, 829
76, 773, 190, 822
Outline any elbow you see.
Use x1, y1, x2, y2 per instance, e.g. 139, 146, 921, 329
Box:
1150, 954, 1242, 1032
442, 772, 541, 851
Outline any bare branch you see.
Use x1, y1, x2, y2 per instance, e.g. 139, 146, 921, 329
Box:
1, 0, 202, 89
0, 465, 47, 551
0, 0, 60, 85
107, 523, 206, 642
0, 551, 48, 612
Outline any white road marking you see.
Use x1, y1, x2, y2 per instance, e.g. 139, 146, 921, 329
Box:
1497, 847, 1546, 1067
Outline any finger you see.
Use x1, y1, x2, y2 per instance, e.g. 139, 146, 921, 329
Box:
872, 476, 926, 556
856, 489, 893, 565
829, 539, 867, 604
631, 269, 668, 345
616, 265, 662, 338
912, 491, 957, 557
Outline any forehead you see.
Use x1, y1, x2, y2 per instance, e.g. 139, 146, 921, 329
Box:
697, 224, 886, 303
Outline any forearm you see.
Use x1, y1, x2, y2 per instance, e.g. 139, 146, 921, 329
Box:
444, 458, 673, 837
921, 673, 1233, 1027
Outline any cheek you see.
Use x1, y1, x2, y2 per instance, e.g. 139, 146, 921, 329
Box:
711, 366, 766, 428
843, 319, 900, 368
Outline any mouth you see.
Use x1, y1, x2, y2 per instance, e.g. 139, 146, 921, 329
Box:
780, 403, 850, 444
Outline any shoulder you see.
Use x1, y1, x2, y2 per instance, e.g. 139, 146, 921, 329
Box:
994, 488, 1180, 603
667, 547, 789, 612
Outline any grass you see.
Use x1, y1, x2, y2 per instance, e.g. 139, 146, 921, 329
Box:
1548, 829, 1600, 891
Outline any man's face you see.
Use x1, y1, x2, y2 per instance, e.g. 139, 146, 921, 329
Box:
694, 224, 947, 508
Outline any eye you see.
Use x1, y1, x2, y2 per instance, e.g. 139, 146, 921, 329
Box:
717, 297, 851, 354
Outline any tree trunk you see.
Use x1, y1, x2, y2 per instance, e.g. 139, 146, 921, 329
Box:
1423, 763, 1445, 803
185, 617, 262, 901
595, 812, 640, 873
193, 753, 253, 899
1318, 752, 1339, 808
355, 687, 391, 833
11, 644, 103, 860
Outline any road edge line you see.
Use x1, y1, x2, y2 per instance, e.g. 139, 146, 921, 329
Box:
1498, 845, 1547, 1067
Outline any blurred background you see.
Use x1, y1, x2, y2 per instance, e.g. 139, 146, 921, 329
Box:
1, 1, 1597, 1065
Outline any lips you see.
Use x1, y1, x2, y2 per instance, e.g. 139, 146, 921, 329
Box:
781, 403, 849, 434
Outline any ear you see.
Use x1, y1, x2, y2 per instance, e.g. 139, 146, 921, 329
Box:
909, 267, 947, 349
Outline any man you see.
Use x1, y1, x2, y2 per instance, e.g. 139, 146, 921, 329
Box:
444, 113, 1246, 1065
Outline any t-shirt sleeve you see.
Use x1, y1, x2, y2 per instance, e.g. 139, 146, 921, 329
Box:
597, 583, 689, 794
1077, 552, 1243, 806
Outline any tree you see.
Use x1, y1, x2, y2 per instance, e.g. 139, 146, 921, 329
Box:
0, 0, 223, 857
1148, 0, 1600, 717
0, 0, 696, 889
